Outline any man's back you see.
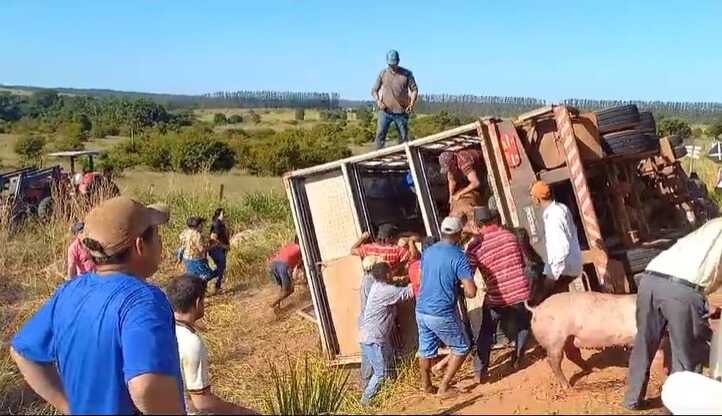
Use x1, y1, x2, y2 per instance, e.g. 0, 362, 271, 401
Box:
466, 224, 529, 307
359, 281, 413, 344
417, 242, 473, 316
12, 272, 183, 414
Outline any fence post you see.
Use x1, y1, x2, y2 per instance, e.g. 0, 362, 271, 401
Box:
219, 184, 224, 201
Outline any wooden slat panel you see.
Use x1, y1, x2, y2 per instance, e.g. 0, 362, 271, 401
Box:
322, 256, 364, 358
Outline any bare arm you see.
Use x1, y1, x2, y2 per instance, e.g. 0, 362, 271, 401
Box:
371, 71, 385, 109
10, 348, 69, 414
406, 73, 419, 112
127, 373, 183, 415
407, 236, 420, 261
67, 247, 77, 279
461, 278, 477, 299
447, 172, 457, 203
452, 170, 481, 201
350, 231, 371, 256
190, 390, 258, 415
210, 232, 229, 250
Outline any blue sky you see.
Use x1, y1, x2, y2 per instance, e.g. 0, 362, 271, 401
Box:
1, 1, 721, 102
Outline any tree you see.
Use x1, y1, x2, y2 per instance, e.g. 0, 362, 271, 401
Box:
75, 113, 92, 133
228, 114, 243, 124
14, 134, 46, 165
709, 118, 722, 140
294, 108, 305, 121
213, 113, 228, 125
657, 117, 692, 138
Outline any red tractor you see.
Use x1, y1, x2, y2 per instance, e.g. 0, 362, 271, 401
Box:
1, 150, 119, 231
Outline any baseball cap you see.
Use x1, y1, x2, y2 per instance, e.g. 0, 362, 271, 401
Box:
438, 151, 455, 174
440, 216, 463, 234
386, 49, 400, 65
83, 196, 170, 257
530, 180, 552, 200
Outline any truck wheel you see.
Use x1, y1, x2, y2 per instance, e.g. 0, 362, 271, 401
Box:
638, 112, 656, 135
37, 197, 54, 221
595, 105, 641, 134
602, 130, 658, 156
613, 247, 664, 275
673, 145, 687, 159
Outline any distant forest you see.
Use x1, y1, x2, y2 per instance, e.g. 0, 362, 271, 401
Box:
2, 84, 722, 122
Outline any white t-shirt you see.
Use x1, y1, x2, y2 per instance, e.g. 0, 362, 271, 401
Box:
175, 322, 211, 414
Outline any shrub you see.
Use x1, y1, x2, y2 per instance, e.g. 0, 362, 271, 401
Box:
213, 113, 228, 125
657, 117, 692, 139
228, 114, 243, 124
262, 354, 350, 416
14, 134, 46, 165
99, 140, 143, 173
294, 108, 305, 121
248, 110, 261, 124
170, 137, 237, 173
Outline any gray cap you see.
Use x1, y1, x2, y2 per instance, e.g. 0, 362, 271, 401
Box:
386, 49, 400, 65
440, 216, 463, 234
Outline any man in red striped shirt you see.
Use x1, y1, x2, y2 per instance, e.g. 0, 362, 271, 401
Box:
465, 206, 531, 383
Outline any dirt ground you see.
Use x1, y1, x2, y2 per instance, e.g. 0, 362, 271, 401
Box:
385, 347, 666, 415
208, 282, 669, 415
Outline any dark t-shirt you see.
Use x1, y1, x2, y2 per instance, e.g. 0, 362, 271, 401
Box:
210, 219, 230, 246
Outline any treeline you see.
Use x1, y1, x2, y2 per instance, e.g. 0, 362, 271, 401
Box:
563, 98, 722, 123
415, 94, 546, 117
202, 91, 341, 109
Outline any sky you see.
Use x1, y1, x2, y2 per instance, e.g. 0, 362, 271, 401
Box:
1, 1, 721, 102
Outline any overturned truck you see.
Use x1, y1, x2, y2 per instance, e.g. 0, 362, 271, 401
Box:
284, 104, 711, 364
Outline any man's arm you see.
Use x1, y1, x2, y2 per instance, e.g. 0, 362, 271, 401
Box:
10, 348, 69, 414
452, 170, 481, 201
127, 373, 183, 415
350, 231, 371, 256
447, 172, 457, 204
210, 232, 229, 250
190, 390, 258, 415
371, 71, 385, 109
67, 247, 77, 279
461, 278, 477, 299
406, 73, 418, 112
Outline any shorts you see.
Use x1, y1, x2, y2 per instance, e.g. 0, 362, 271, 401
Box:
416, 312, 470, 358
269, 260, 292, 290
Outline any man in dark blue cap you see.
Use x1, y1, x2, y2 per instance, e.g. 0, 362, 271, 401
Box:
371, 49, 418, 149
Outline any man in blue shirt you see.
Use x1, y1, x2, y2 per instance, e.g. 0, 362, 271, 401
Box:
11, 196, 184, 415
416, 216, 477, 397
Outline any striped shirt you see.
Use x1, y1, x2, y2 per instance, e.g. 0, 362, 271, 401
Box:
465, 224, 530, 307
356, 243, 410, 270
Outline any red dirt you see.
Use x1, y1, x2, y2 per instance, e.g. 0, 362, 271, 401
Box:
389, 347, 667, 415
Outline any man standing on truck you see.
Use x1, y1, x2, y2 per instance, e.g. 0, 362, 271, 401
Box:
371, 49, 418, 149
624, 218, 722, 410
416, 216, 477, 397
529, 180, 583, 304
439, 148, 485, 233
465, 206, 532, 383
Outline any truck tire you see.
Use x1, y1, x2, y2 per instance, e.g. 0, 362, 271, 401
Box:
638, 112, 656, 134
595, 105, 641, 134
614, 247, 664, 275
673, 145, 687, 159
602, 130, 658, 156
37, 197, 53, 221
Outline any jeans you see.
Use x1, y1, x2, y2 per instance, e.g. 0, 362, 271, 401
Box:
375, 110, 409, 149
269, 260, 292, 290
474, 302, 531, 376
360, 342, 394, 404
416, 312, 470, 358
208, 247, 227, 289
624, 273, 711, 408
184, 258, 220, 282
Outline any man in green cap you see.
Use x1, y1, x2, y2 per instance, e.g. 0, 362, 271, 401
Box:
371, 49, 418, 149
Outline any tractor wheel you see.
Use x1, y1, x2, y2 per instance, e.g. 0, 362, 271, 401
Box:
595, 105, 641, 134
37, 197, 54, 221
638, 112, 656, 135
601, 130, 658, 156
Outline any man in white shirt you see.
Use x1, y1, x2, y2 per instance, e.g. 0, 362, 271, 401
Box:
529, 180, 583, 304
165, 274, 257, 415
624, 218, 722, 410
